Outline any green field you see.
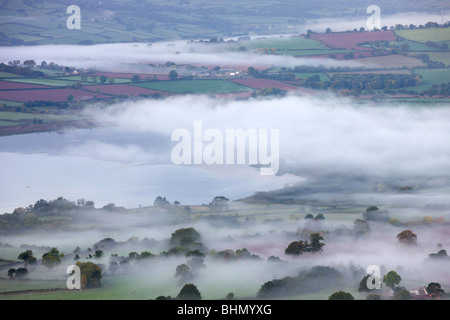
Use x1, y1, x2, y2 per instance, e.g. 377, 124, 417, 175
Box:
132, 79, 253, 94
0, 111, 81, 122
238, 36, 351, 56
245, 36, 327, 51
387, 40, 443, 52
414, 68, 450, 87
423, 52, 450, 66
0, 71, 24, 78
3, 77, 91, 87
395, 27, 450, 43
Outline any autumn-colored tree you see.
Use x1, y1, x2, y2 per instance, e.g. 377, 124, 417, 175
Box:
76, 261, 102, 289
397, 230, 417, 245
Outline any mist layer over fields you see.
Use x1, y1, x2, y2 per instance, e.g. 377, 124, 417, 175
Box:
1, 28, 450, 298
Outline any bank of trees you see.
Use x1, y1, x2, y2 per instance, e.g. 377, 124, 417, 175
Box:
246, 65, 422, 93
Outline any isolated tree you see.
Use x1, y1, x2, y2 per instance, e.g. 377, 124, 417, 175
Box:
67, 94, 74, 102
177, 283, 202, 300
363, 206, 390, 222
426, 282, 445, 297
169, 69, 178, 80
175, 263, 193, 286
94, 249, 104, 260
383, 270, 402, 289
209, 196, 229, 212
80, 73, 88, 82
99, 74, 107, 84
328, 291, 354, 300
170, 227, 201, 247
354, 219, 371, 236
397, 230, 417, 245
154, 196, 171, 207
76, 261, 102, 289
7, 268, 16, 279
131, 74, 141, 82
42, 248, 62, 268
285, 240, 308, 256
400, 42, 410, 52
309, 233, 325, 252
15, 267, 28, 279
18, 250, 36, 267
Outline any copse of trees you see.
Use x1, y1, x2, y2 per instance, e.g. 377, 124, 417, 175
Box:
257, 266, 342, 299
7, 267, 28, 279
285, 232, 325, 256
329, 73, 421, 91
0, 62, 45, 77
0, 197, 97, 231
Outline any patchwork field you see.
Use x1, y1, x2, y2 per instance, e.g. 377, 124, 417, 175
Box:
310, 31, 396, 51
131, 79, 253, 94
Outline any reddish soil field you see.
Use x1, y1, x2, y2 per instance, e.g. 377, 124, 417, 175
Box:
92, 72, 169, 80
83, 84, 170, 96
0, 88, 110, 102
310, 31, 395, 51
231, 78, 299, 90
0, 81, 51, 90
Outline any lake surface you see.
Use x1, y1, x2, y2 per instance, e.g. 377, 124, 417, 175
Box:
0, 128, 302, 213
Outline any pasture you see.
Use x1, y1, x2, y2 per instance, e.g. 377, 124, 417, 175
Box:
395, 27, 450, 43
351, 55, 425, 69
131, 79, 253, 94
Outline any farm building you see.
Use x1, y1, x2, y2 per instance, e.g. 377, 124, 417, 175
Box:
387, 286, 442, 300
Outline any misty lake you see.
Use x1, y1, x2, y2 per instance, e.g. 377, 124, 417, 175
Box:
0, 127, 302, 214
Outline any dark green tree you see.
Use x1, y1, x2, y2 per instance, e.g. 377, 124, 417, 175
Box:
328, 291, 354, 300
177, 283, 202, 300
309, 233, 325, 252
169, 70, 178, 80
383, 270, 402, 289
18, 250, 36, 267
285, 240, 309, 255
170, 227, 201, 248
42, 248, 62, 268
